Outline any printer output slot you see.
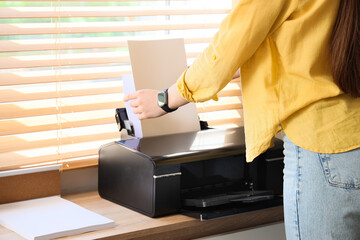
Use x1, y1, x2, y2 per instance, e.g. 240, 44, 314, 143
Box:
181, 180, 250, 197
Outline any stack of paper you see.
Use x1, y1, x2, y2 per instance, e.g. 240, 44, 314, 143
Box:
0, 196, 115, 240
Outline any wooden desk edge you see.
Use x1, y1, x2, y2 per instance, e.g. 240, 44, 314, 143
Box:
103, 207, 284, 240
62, 191, 284, 240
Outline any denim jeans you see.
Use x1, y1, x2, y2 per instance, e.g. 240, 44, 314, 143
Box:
283, 135, 360, 240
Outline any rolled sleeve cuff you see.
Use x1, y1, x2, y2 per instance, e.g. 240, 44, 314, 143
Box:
176, 69, 219, 103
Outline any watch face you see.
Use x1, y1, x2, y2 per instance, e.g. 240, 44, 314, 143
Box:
157, 91, 166, 107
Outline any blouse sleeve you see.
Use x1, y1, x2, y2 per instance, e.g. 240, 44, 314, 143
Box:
177, 0, 296, 102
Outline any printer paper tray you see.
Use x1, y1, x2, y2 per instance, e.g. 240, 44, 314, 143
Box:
182, 190, 274, 208
181, 197, 283, 221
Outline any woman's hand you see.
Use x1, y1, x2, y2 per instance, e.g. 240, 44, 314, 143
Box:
124, 89, 166, 120
124, 83, 189, 120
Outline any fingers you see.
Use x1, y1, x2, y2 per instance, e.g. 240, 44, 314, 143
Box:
132, 106, 142, 115
138, 113, 146, 120
133, 107, 147, 119
124, 91, 138, 102
129, 99, 139, 108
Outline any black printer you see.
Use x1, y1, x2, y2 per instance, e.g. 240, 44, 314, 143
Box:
98, 125, 284, 220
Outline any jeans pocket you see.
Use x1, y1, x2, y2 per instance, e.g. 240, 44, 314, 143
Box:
318, 149, 360, 189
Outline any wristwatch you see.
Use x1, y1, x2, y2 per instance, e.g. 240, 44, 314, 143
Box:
157, 89, 178, 113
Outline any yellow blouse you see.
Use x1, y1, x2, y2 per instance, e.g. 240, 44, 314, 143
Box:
177, 0, 360, 162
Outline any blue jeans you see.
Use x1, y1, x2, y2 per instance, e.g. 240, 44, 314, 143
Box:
283, 135, 360, 240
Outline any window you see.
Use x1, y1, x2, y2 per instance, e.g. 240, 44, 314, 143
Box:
0, 0, 242, 171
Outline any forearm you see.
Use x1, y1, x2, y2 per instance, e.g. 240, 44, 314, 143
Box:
167, 82, 189, 110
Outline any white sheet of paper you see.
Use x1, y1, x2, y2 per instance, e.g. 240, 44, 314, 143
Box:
124, 38, 200, 138
0, 196, 115, 240
123, 74, 143, 138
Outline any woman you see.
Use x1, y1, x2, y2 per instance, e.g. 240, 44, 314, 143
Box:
125, 0, 360, 239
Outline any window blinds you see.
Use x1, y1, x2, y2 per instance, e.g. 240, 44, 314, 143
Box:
0, 0, 242, 171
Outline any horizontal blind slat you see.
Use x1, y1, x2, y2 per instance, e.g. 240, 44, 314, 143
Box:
207, 118, 243, 127
0, 82, 123, 103
0, 124, 119, 153
0, 7, 230, 18
0, 36, 213, 52
217, 90, 242, 97
207, 119, 243, 128
0, 66, 131, 86
0, 51, 201, 69
0, 139, 113, 170
217, 81, 241, 97
203, 109, 242, 121
201, 109, 243, 126
0, 21, 220, 36
0, 96, 124, 119
232, 77, 241, 82
0, 110, 115, 136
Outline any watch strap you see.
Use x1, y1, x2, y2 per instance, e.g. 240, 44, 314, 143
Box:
161, 103, 178, 113
160, 89, 178, 113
